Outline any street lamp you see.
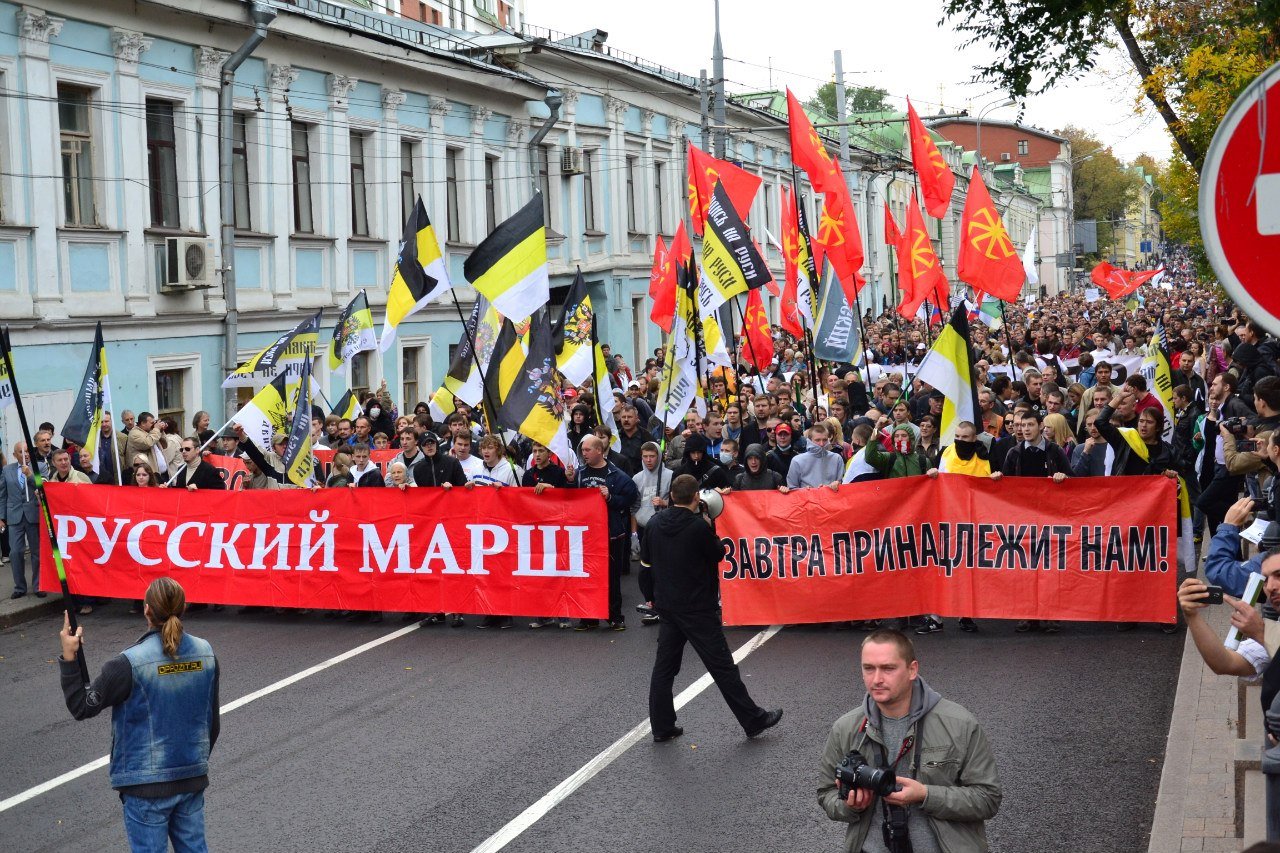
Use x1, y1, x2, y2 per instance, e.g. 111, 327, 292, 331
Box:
975, 97, 1015, 174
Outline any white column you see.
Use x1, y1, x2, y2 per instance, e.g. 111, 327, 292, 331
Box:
505, 119, 527, 219
266, 63, 299, 311
605, 95, 628, 254
194, 47, 230, 315
113, 27, 154, 316
17, 6, 64, 320
639, 109, 657, 240
559, 89, 580, 260
470, 105, 492, 241
328, 74, 357, 303
426, 96, 449, 241
380, 88, 405, 236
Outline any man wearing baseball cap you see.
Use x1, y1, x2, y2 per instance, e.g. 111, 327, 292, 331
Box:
767, 423, 801, 479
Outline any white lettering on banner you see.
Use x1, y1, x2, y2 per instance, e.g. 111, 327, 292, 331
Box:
417, 524, 461, 574
468, 524, 508, 574
167, 522, 207, 569
126, 519, 167, 567
55, 515, 87, 557
511, 525, 590, 577
208, 523, 251, 569
297, 510, 338, 572
249, 523, 295, 571
88, 517, 129, 565
360, 523, 416, 574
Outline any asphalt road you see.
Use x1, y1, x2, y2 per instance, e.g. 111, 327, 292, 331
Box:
0, 598, 1182, 853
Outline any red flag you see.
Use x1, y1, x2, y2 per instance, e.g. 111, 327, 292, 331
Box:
652, 223, 689, 331
907, 98, 956, 218
648, 235, 672, 332
897, 192, 948, 319
1092, 262, 1160, 299
687, 143, 762, 236
786, 88, 841, 194
779, 185, 804, 338
740, 288, 775, 371
816, 180, 866, 307
884, 203, 903, 248
957, 166, 1024, 302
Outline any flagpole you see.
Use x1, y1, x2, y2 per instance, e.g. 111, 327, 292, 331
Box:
726, 295, 740, 406
999, 302, 1021, 380
733, 297, 765, 383
688, 263, 714, 415
0, 326, 90, 685
448, 289, 501, 437
791, 171, 823, 408
654, 321, 680, 498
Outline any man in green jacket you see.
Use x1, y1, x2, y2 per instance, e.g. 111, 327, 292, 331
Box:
864, 423, 929, 479
818, 629, 1002, 852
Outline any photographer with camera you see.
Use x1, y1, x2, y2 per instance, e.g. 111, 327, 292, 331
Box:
818, 630, 1001, 853
643, 474, 782, 742
1198, 372, 1255, 535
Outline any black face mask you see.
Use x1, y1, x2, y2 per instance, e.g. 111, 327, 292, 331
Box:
953, 439, 985, 461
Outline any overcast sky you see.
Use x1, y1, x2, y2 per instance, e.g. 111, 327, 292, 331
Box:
525, 0, 1169, 162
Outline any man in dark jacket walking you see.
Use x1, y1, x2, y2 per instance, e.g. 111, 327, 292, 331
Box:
411, 432, 468, 489
643, 474, 782, 742
574, 435, 639, 631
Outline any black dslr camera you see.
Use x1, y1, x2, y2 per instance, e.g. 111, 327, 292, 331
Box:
835, 749, 900, 799
1221, 416, 1251, 438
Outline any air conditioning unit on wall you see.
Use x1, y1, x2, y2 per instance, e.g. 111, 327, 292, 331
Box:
1000, 153, 1012, 162
560, 146, 584, 175
162, 237, 215, 293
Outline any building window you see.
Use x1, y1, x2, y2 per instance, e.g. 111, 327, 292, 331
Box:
763, 181, 773, 236
653, 161, 665, 235
291, 122, 314, 234
350, 351, 371, 402
350, 132, 369, 236
400, 139, 417, 223
484, 155, 498, 233
537, 145, 552, 228
145, 100, 179, 228
445, 147, 461, 242
1017, 139, 1029, 156
626, 156, 639, 232
232, 113, 252, 230
58, 84, 96, 227
583, 149, 596, 232
156, 368, 186, 434
402, 345, 422, 408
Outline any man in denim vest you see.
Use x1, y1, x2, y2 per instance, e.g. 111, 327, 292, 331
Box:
59, 577, 220, 852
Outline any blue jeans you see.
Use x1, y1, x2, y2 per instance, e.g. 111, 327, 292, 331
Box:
122, 791, 208, 853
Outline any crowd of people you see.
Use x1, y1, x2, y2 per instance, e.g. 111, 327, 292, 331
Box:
2, 245, 1270, 635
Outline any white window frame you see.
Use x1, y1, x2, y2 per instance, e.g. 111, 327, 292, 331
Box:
147, 353, 202, 434
397, 334, 433, 413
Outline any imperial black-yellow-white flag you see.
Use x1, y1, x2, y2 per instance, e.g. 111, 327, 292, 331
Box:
380, 196, 452, 352
282, 357, 316, 486
496, 310, 572, 463
698, 180, 770, 315
223, 312, 321, 388
230, 371, 292, 454
329, 388, 362, 422
914, 305, 981, 445
464, 194, 549, 322
554, 270, 594, 387
329, 290, 377, 370
61, 322, 112, 474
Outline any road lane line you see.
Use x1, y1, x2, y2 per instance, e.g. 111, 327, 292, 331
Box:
469, 624, 783, 853
0, 622, 422, 813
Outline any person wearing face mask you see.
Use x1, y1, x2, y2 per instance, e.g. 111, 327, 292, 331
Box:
672, 433, 731, 492
864, 423, 930, 480
785, 423, 843, 492
767, 423, 802, 479
364, 398, 395, 444
718, 439, 745, 484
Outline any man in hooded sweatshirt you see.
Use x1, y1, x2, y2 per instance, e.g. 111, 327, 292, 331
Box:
818, 629, 1001, 853
786, 422, 844, 491
673, 433, 731, 491
733, 444, 789, 492
644, 474, 783, 742
864, 423, 929, 479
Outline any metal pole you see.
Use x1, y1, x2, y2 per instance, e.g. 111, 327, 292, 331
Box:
711, 0, 726, 159
219, 2, 277, 424
699, 70, 710, 154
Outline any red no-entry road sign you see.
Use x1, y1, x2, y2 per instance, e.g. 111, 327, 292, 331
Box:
1201, 61, 1280, 334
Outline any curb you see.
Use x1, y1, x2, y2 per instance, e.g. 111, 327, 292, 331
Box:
1146, 624, 1201, 853
0, 594, 66, 631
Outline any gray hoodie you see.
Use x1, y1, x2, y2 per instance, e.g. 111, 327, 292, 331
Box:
786, 443, 845, 489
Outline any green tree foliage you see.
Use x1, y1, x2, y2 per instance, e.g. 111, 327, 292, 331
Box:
805, 83, 890, 120
1060, 126, 1143, 260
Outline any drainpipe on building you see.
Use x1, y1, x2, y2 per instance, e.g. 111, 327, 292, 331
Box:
219, 1, 276, 422
527, 90, 563, 196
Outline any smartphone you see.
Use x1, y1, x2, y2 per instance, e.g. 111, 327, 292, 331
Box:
1205, 585, 1226, 605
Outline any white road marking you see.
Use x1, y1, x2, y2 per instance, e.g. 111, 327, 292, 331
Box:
468, 624, 783, 853
0, 622, 422, 813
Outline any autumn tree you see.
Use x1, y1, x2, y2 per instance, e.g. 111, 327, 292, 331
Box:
806, 83, 891, 120
1060, 126, 1144, 261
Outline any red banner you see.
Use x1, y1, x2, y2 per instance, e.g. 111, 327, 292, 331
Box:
206, 454, 248, 491
717, 475, 1178, 625
39, 483, 608, 617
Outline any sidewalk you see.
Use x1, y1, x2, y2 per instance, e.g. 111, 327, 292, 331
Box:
1, 567, 65, 630
1148, 601, 1266, 852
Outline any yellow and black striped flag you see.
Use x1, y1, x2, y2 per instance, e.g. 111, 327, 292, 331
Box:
496, 310, 573, 463
698, 180, 771, 314
329, 290, 377, 370
380, 196, 452, 352
553, 270, 593, 386
61, 322, 110, 473
229, 371, 292, 454
464, 194, 549, 322
328, 388, 362, 422
281, 357, 316, 486
483, 317, 528, 412
223, 312, 320, 388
